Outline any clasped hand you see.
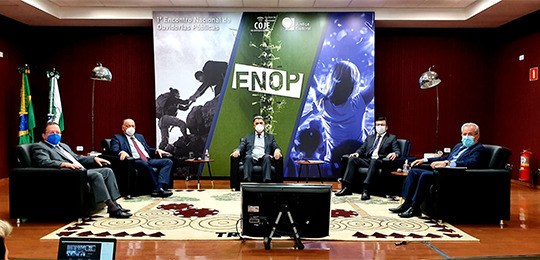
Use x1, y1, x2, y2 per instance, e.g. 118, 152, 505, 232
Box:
386, 152, 397, 160
430, 161, 448, 169
409, 159, 447, 169
230, 149, 282, 160
60, 162, 83, 170
156, 149, 170, 158
94, 157, 111, 167
118, 150, 170, 160
349, 152, 397, 160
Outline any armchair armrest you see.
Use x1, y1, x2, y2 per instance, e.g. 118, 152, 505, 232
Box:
411, 163, 433, 171
10, 167, 94, 220
99, 154, 138, 197
11, 167, 88, 182
426, 167, 511, 222
149, 152, 173, 160
230, 155, 241, 190
99, 154, 137, 179
273, 156, 284, 184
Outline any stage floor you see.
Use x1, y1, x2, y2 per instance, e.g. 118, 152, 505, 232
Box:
2, 179, 540, 259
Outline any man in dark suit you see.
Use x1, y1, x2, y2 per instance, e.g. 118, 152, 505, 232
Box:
32, 122, 131, 218
111, 118, 174, 198
390, 122, 485, 218
231, 115, 282, 182
336, 117, 401, 200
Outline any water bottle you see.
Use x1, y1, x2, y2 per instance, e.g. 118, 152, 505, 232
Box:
203, 149, 210, 160
403, 159, 409, 173
298, 151, 305, 161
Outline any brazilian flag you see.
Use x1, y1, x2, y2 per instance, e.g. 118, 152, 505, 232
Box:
18, 65, 35, 144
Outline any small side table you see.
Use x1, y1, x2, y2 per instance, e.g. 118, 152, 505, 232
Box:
391, 171, 408, 177
390, 171, 408, 201
295, 160, 324, 183
185, 159, 214, 189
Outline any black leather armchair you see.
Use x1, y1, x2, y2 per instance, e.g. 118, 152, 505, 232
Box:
100, 139, 154, 198
420, 144, 512, 223
10, 144, 96, 221
339, 139, 413, 195
230, 153, 283, 191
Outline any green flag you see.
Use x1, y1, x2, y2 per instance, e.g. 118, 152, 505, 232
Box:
18, 65, 36, 144
47, 69, 64, 131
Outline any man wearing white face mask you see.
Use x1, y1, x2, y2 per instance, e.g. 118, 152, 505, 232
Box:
231, 116, 282, 182
390, 122, 485, 218
111, 118, 174, 198
336, 117, 400, 200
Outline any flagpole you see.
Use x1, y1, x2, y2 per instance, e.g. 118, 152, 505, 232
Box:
47, 69, 55, 122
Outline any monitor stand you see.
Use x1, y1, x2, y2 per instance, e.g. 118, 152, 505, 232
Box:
264, 204, 304, 250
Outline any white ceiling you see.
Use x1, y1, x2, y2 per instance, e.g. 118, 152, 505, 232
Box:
0, 0, 538, 27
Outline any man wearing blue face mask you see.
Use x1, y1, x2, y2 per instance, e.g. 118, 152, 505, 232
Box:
389, 122, 485, 218
32, 122, 132, 218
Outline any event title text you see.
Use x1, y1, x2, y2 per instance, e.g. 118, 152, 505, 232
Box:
155, 16, 231, 31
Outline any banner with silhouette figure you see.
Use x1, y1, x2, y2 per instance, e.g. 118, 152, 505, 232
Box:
153, 12, 375, 179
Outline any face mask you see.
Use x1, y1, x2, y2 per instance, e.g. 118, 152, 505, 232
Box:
47, 133, 61, 145
462, 135, 475, 147
126, 127, 136, 136
255, 124, 264, 133
375, 126, 386, 135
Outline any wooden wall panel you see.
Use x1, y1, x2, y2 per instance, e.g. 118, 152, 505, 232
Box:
1, 11, 539, 180
0, 17, 31, 178
375, 29, 495, 157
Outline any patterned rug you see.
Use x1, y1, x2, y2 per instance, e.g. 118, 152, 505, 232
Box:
41, 189, 478, 242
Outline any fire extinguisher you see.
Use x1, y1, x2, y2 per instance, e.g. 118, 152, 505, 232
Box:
519, 149, 532, 182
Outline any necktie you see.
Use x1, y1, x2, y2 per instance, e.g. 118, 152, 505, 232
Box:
131, 137, 148, 161
450, 146, 467, 161
368, 135, 381, 156
257, 133, 261, 138
55, 145, 85, 169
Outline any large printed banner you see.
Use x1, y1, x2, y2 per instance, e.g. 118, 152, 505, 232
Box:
153, 12, 375, 179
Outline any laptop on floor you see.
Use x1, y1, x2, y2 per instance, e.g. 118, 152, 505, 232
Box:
57, 237, 116, 260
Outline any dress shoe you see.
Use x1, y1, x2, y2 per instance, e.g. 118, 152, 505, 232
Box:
116, 203, 131, 212
116, 203, 131, 213
361, 190, 370, 200
109, 209, 132, 219
151, 188, 173, 198
389, 203, 409, 214
398, 207, 422, 218
335, 187, 352, 196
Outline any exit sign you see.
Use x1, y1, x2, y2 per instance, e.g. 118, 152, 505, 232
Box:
531, 67, 539, 81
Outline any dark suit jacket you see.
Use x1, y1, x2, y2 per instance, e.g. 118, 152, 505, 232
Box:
428, 142, 485, 168
236, 132, 280, 156
32, 141, 97, 168
356, 133, 400, 159
110, 133, 156, 157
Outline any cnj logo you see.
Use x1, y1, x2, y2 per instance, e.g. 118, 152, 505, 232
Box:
232, 64, 303, 98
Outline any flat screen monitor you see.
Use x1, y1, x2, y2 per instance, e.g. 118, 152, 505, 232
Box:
57, 237, 116, 260
241, 183, 332, 238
